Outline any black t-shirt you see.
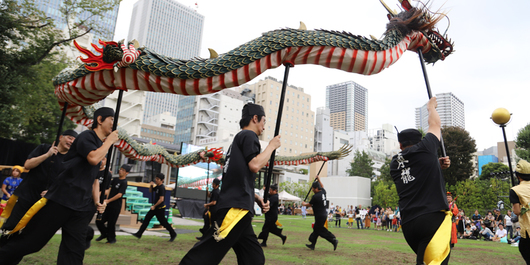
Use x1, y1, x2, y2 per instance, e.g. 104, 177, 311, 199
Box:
472, 214, 482, 221
14, 144, 66, 203
495, 214, 504, 224
265, 193, 279, 221
108, 177, 127, 208
209, 187, 220, 214
216, 130, 261, 215
510, 189, 520, 204
310, 188, 328, 217
45, 130, 103, 212
97, 169, 112, 192
154, 184, 166, 209
390, 133, 449, 225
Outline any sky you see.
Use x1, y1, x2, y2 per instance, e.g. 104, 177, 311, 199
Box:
112, 0, 530, 151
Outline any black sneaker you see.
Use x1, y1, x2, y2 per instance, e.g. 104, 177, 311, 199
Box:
95, 235, 106, 242
282, 235, 287, 245
305, 244, 315, 250
332, 239, 339, 251
195, 236, 203, 241
169, 234, 177, 242
260, 242, 267, 247
106, 240, 116, 244
132, 233, 141, 239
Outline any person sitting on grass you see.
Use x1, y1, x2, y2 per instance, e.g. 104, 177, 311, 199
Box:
509, 226, 521, 244
493, 223, 508, 242
480, 223, 494, 241
463, 224, 472, 239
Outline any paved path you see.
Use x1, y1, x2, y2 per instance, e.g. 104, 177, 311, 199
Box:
58, 217, 203, 238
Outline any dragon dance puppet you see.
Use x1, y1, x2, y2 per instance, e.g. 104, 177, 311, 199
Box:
49, 0, 452, 171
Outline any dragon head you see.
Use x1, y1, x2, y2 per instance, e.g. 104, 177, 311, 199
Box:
381, 0, 453, 64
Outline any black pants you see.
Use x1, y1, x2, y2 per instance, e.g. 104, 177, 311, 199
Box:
0, 200, 93, 265
335, 216, 341, 227
257, 217, 283, 243
1, 197, 35, 232
199, 209, 210, 235
95, 203, 121, 242
309, 215, 336, 246
180, 208, 264, 265
519, 231, 530, 264
136, 207, 176, 237
402, 212, 451, 265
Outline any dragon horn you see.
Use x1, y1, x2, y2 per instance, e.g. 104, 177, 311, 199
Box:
379, 0, 398, 17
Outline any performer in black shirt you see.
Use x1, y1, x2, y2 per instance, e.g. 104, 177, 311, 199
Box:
0, 130, 77, 238
390, 97, 451, 265
197, 178, 221, 240
0, 107, 117, 265
302, 177, 338, 251
180, 103, 277, 265
96, 164, 130, 244
132, 173, 176, 242
258, 183, 287, 247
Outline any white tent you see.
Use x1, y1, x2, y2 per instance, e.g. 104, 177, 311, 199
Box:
278, 190, 301, 201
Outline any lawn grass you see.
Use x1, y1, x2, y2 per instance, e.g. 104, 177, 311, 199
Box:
19, 215, 524, 264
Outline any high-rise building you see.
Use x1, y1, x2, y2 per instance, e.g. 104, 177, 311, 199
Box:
191, 89, 251, 149
244, 77, 315, 156
325, 81, 368, 132
415, 92, 465, 131
314, 107, 333, 153
127, 0, 205, 146
368, 123, 400, 156
32, 0, 119, 47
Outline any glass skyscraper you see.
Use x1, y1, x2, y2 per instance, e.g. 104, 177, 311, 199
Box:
127, 0, 205, 146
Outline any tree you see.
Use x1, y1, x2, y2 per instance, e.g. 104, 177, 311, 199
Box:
515, 123, 530, 161
440, 126, 477, 186
378, 158, 392, 182
479, 162, 510, 180
371, 180, 398, 208
11, 59, 77, 144
346, 150, 374, 178
0, 0, 121, 143
278, 181, 311, 201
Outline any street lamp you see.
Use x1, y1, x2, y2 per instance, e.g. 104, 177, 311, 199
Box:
491, 108, 516, 186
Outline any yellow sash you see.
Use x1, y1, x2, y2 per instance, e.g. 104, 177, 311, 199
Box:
424, 211, 452, 265
275, 220, 283, 227
0, 195, 18, 228
6, 198, 48, 235
213, 208, 248, 242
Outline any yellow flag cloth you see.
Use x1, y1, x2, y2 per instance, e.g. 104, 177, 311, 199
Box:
424, 211, 452, 265
213, 208, 248, 242
276, 220, 283, 227
0, 195, 18, 228
8, 198, 48, 235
